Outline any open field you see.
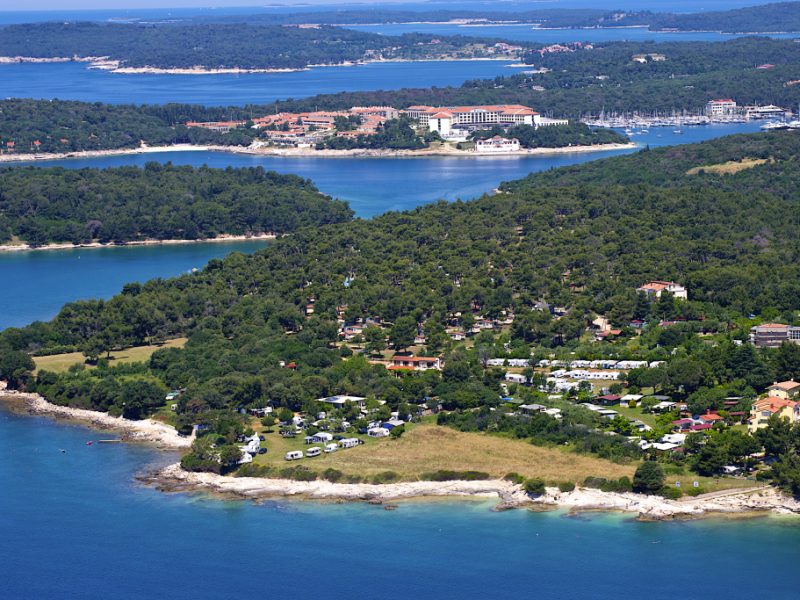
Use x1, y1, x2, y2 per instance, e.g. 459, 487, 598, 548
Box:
34, 338, 187, 373
686, 157, 771, 176
253, 422, 637, 483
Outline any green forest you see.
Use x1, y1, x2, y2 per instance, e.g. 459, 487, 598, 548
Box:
186, 2, 800, 34
0, 22, 521, 70
2, 37, 799, 157
0, 164, 353, 245
470, 123, 627, 148
3, 130, 800, 486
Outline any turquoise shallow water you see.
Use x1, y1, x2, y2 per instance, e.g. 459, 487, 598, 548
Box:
1, 405, 799, 600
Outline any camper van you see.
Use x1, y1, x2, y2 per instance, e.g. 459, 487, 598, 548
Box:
339, 438, 361, 449
324, 443, 339, 453
284, 450, 303, 461
305, 447, 322, 458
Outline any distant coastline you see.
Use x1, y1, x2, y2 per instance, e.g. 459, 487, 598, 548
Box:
0, 233, 275, 254
0, 141, 637, 165
3, 389, 800, 520
0, 55, 523, 76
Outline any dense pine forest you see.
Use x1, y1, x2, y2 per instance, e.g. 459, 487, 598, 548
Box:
190, 2, 800, 33
0, 164, 353, 245
0, 22, 519, 70
3, 130, 800, 485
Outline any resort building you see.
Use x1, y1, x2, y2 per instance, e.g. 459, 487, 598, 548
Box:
748, 396, 800, 432
475, 136, 521, 153
404, 104, 567, 139
766, 381, 800, 400
750, 324, 800, 348
705, 99, 738, 117
389, 356, 442, 372
316, 395, 368, 410
637, 281, 688, 300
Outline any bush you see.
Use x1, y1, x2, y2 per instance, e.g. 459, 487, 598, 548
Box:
372, 471, 399, 484
684, 486, 707, 497
180, 453, 221, 474
322, 468, 344, 483
659, 485, 683, 500
558, 481, 576, 493
236, 464, 271, 478
422, 470, 491, 482
600, 476, 633, 493
523, 478, 546, 496
583, 476, 608, 489
504, 472, 525, 485
279, 466, 317, 481
633, 461, 665, 494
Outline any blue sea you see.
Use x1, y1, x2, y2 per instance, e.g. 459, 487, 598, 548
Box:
1, 405, 799, 600
0, 7, 796, 596
0, 123, 764, 329
0, 60, 528, 107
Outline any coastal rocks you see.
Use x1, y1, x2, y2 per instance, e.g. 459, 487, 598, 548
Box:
0, 391, 192, 449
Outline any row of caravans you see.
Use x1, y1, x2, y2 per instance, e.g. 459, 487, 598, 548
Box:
285, 437, 362, 460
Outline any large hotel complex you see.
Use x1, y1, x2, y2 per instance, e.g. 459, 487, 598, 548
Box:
187, 103, 568, 148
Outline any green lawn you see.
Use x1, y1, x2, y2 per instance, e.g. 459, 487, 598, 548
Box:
34, 338, 187, 373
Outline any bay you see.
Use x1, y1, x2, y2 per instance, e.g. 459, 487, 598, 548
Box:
0, 60, 527, 107
0, 122, 764, 330
1, 405, 799, 600
349, 23, 800, 43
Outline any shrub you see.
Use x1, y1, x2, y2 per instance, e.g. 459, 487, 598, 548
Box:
422, 470, 491, 482
372, 471, 399, 484
583, 476, 608, 489
523, 478, 546, 496
685, 486, 707, 497
633, 461, 665, 494
346, 474, 363, 484
235, 464, 271, 478
279, 466, 317, 481
322, 468, 344, 483
660, 485, 683, 500
558, 481, 576, 493
504, 472, 525, 485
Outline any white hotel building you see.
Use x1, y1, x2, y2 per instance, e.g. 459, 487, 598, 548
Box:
404, 104, 567, 139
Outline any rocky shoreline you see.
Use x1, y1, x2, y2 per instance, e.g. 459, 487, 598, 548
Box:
153, 462, 800, 519
0, 142, 637, 165
4, 390, 798, 519
0, 390, 192, 449
0, 232, 274, 253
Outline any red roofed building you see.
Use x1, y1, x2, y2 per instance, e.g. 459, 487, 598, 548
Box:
637, 281, 688, 300
748, 396, 799, 432
389, 355, 442, 372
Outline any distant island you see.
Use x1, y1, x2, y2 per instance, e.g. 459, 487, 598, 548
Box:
185, 2, 800, 34
0, 164, 353, 248
0, 22, 528, 72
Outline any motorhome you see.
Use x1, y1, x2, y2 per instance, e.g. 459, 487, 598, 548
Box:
284, 450, 303, 461
305, 447, 322, 458
324, 443, 339, 453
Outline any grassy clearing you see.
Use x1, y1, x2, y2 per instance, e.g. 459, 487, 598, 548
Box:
686, 157, 771, 176
254, 422, 636, 483
34, 338, 187, 373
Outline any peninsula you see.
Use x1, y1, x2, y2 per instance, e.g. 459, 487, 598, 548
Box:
4, 131, 800, 513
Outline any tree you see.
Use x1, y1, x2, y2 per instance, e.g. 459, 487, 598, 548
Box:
523, 478, 546, 496
277, 407, 294, 423
633, 461, 665, 494
363, 325, 386, 355
218, 445, 243, 472
389, 316, 418, 350
117, 378, 165, 420
0, 350, 35, 390
261, 415, 277, 432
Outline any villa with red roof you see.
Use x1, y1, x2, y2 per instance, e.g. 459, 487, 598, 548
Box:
636, 281, 688, 300
748, 396, 800, 433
